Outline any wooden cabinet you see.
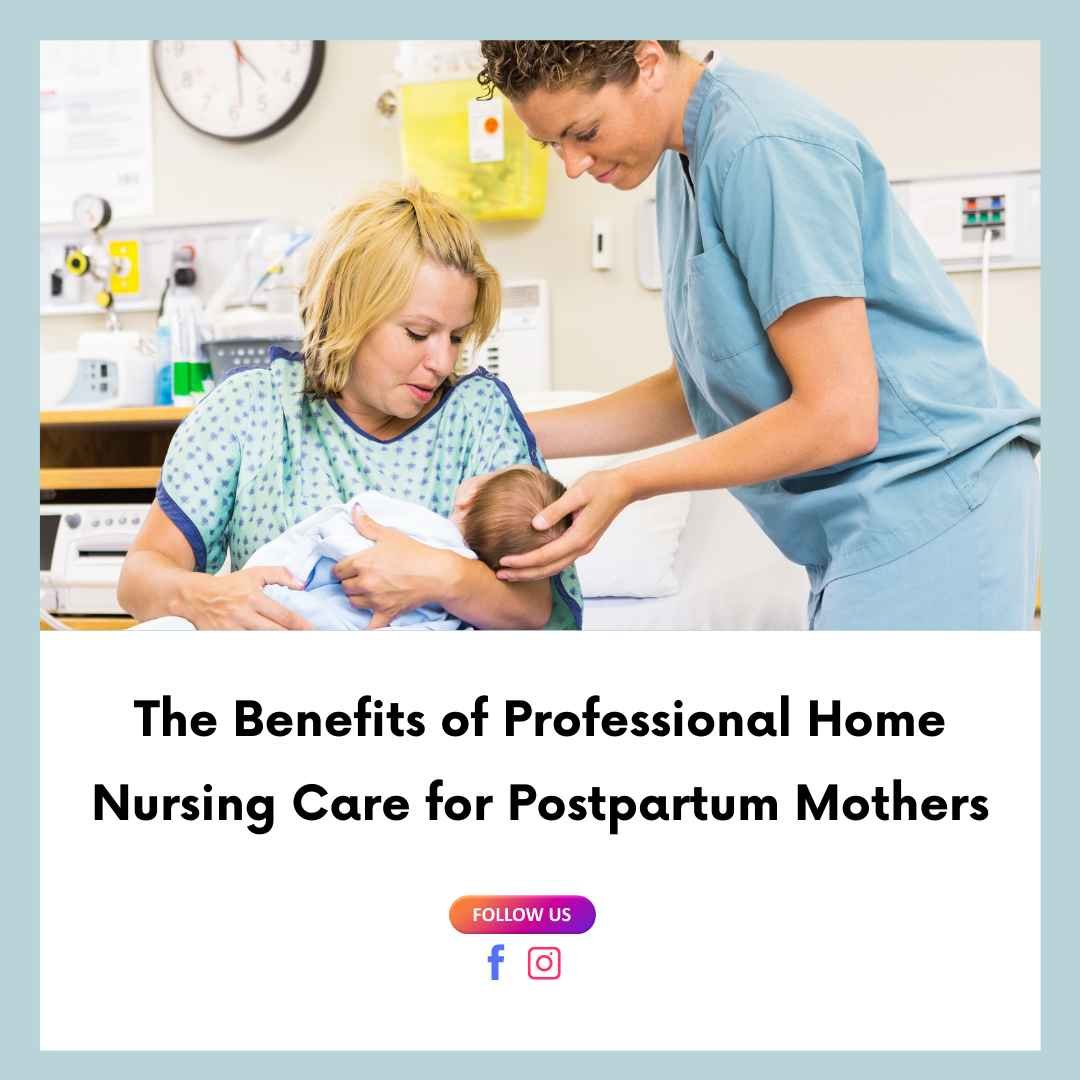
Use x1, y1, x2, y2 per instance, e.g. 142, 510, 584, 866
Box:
40, 406, 191, 629
40, 406, 190, 489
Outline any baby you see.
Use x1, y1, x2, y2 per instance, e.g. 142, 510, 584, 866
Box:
452, 465, 568, 571
247, 465, 568, 630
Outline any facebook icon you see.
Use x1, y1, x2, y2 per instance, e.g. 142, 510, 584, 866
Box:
487, 943, 505, 980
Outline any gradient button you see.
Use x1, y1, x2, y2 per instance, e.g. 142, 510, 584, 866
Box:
450, 895, 596, 934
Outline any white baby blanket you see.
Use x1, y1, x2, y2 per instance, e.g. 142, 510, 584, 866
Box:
246, 490, 476, 630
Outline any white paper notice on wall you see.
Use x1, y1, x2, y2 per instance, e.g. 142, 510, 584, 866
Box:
40, 41, 155, 224
467, 97, 505, 164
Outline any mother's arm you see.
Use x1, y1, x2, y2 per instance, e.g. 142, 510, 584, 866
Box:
332, 509, 551, 630
118, 503, 312, 630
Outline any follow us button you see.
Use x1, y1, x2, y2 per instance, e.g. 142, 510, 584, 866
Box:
450, 895, 596, 934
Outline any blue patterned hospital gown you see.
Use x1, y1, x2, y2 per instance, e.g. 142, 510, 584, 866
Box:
157, 347, 582, 630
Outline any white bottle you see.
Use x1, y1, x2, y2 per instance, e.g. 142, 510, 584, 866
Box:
165, 281, 204, 405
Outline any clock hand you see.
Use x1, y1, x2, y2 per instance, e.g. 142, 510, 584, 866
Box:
242, 54, 267, 83
232, 40, 267, 83
231, 40, 243, 108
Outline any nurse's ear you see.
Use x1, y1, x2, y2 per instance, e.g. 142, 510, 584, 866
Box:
634, 41, 670, 93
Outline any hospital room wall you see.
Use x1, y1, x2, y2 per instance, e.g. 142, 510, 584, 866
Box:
40, 40, 1040, 405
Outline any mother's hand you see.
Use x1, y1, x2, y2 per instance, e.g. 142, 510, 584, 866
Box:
497, 468, 633, 582
188, 565, 312, 630
334, 507, 449, 629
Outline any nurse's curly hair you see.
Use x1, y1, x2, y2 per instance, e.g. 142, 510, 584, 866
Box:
477, 40, 681, 100
299, 183, 500, 398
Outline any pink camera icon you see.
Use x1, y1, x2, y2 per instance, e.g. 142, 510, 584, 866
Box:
528, 946, 561, 980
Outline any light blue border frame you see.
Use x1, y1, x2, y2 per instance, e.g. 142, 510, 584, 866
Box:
7, 2, 1074, 1076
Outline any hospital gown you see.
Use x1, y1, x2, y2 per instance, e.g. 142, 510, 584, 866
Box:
248, 489, 478, 630
157, 348, 582, 630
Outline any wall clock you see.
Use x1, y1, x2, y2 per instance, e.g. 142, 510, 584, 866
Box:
153, 40, 325, 142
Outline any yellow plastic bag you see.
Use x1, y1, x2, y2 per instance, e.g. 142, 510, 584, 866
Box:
400, 79, 547, 221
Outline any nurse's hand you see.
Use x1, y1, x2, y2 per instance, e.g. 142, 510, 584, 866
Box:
334, 508, 447, 630
497, 468, 633, 582
188, 565, 313, 630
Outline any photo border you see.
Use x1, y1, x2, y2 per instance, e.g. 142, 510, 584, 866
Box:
7, 2, 1074, 1076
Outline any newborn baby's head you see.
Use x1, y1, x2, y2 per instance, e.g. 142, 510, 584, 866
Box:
462, 466, 569, 571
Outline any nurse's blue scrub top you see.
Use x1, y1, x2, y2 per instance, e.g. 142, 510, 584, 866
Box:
656, 60, 1040, 583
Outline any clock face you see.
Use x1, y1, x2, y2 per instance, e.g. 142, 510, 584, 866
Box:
153, 40, 325, 142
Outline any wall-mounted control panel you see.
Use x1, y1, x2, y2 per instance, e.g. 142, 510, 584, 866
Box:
40, 218, 264, 316
962, 192, 1006, 244
891, 170, 1039, 270
459, 280, 551, 393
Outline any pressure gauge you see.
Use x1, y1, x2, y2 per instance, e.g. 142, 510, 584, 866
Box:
73, 194, 112, 232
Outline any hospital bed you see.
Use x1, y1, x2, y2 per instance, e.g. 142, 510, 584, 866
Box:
517, 391, 809, 631
579, 486, 809, 631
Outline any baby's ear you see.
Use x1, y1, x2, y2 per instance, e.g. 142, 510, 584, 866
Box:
452, 474, 485, 512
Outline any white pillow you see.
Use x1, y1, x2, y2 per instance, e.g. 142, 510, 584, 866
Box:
516, 391, 693, 599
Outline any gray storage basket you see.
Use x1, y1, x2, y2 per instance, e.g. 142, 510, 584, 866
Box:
202, 338, 302, 383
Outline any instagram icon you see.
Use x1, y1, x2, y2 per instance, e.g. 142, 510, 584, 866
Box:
528, 947, 561, 980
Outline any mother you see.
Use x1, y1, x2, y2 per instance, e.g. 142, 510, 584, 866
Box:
118, 184, 582, 630
480, 41, 1040, 629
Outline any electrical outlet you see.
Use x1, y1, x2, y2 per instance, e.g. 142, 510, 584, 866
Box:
108, 239, 141, 295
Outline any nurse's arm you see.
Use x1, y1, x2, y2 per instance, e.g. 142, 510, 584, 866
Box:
499, 297, 878, 581
526, 361, 695, 459
632, 295, 881, 488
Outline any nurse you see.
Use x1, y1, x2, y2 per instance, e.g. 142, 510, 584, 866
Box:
479, 40, 1040, 629
118, 183, 582, 630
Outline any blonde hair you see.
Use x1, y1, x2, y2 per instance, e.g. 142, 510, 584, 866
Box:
463, 466, 569, 571
299, 183, 501, 397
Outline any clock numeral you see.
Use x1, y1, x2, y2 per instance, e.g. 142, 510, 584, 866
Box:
256, 93, 268, 113
170, 41, 184, 58
285, 41, 301, 54
282, 68, 293, 85
229, 106, 240, 123
180, 70, 193, 89
201, 93, 212, 113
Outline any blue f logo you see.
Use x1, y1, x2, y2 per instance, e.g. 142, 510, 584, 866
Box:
487, 943, 505, 980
